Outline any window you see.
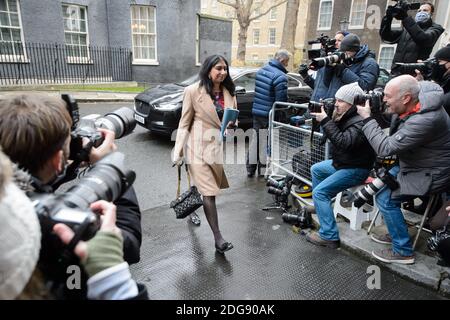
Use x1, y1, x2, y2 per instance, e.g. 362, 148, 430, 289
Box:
349, 0, 367, 29
270, 7, 277, 20
386, 1, 401, 28
62, 4, 89, 62
131, 5, 157, 64
378, 44, 396, 71
253, 29, 260, 45
234, 72, 256, 92
0, 0, 25, 58
269, 28, 276, 45
201, 0, 208, 9
253, 0, 261, 20
317, 0, 333, 30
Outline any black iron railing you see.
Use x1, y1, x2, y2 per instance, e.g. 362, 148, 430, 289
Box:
0, 42, 132, 85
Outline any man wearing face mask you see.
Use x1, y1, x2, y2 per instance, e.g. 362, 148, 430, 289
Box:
432, 45, 450, 115
380, 2, 444, 76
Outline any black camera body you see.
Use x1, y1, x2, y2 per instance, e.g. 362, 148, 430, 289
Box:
32, 152, 136, 275
308, 98, 335, 114
310, 52, 346, 70
267, 175, 295, 200
62, 94, 137, 163
395, 58, 438, 80
353, 88, 385, 114
282, 207, 313, 229
391, 0, 421, 12
307, 34, 337, 60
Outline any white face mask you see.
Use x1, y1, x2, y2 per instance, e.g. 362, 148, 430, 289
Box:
415, 11, 430, 23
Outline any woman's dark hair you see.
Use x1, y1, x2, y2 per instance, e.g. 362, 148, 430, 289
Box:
199, 55, 235, 98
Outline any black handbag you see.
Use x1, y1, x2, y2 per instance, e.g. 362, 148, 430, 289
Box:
170, 164, 203, 219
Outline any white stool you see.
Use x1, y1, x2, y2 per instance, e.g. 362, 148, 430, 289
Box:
333, 186, 383, 231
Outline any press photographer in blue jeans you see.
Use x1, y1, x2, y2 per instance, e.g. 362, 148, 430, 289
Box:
357, 75, 450, 265
307, 83, 376, 249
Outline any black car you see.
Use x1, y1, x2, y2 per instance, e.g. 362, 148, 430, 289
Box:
133, 67, 312, 136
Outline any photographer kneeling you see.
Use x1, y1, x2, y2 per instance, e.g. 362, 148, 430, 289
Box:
356, 75, 450, 264
306, 83, 376, 249
0, 93, 142, 298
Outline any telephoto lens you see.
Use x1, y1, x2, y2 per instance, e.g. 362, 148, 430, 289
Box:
353, 178, 385, 208
94, 107, 137, 139
267, 186, 285, 196
266, 179, 285, 189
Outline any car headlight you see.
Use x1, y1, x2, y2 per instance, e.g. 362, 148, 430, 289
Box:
155, 103, 181, 111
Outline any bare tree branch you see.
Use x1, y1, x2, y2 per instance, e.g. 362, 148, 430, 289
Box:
217, 0, 238, 9
249, 0, 287, 22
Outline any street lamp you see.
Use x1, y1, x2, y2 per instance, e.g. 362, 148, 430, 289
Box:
339, 17, 349, 32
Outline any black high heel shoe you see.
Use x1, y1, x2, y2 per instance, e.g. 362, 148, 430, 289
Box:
215, 242, 234, 254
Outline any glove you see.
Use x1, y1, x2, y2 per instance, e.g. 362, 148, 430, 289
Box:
334, 63, 347, 78
392, 3, 409, 20
385, 5, 395, 19
299, 64, 309, 78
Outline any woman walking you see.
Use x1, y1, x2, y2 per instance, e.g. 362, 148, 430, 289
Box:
173, 55, 237, 254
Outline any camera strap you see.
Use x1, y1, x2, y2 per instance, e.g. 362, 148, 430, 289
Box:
61, 217, 92, 262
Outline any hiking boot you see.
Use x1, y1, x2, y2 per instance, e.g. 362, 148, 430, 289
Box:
370, 233, 392, 245
306, 232, 340, 249
372, 248, 415, 265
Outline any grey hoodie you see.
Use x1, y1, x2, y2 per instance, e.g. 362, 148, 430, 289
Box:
362, 81, 450, 196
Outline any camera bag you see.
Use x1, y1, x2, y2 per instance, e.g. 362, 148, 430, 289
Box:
170, 163, 203, 219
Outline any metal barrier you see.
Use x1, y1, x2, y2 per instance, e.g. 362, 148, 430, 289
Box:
267, 102, 329, 205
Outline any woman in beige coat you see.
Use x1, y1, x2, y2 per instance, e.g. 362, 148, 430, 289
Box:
173, 55, 237, 254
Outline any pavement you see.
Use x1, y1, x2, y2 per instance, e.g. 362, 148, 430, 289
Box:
3, 89, 449, 299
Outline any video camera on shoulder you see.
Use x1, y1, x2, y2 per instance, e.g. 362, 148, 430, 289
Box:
353, 88, 385, 114
61, 94, 137, 163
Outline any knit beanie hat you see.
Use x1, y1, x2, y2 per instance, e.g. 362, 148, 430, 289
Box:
335, 82, 365, 105
340, 33, 361, 52
0, 152, 41, 300
435, 44, 450, 62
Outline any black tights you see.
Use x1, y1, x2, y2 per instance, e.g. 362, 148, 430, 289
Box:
203, 196, 226, 247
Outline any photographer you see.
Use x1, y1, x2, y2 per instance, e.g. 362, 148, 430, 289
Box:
323, 34, 379, 100
306, 83, 376, 249
0, 93, 142, 298
380, 2, 444, 76
299, 31, 348, 101
357, 75, 450, 264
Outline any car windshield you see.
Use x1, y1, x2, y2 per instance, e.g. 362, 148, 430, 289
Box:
176, 74, 199, 87
175, 69, 242, 87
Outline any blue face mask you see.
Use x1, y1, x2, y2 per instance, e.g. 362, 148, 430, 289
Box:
415, 11, 430, 23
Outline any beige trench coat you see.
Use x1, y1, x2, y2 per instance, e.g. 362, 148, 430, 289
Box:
173, 82, 237, 196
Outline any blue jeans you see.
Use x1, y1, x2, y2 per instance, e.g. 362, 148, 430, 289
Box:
312, 160, 370, 241
375, 166, 414, 256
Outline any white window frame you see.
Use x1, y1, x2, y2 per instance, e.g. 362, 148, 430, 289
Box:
253, 29, 260, 45
269, 28, 276, 45
196, 14, 200, 66
386, 1, 401, 28
0, 0, 27, 62
269, 7, 277, 20
62, 4, 91, 64
378, 44, 397, 71
317, 0, 334, 31
349, 0, 367, 29
253, 0, 261, 22
130, 5, 158, 65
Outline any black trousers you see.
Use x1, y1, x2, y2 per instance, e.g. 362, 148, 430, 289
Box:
246, 116, 269, 174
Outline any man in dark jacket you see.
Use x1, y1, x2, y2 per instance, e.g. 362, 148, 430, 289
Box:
247, 49, 290, 177
0, 93, 143, 298
323, 34, 379, 99
306, 83, 376, 249
357, 75, 450, 265
380, 2, 444, 76
433, 45, 450, 115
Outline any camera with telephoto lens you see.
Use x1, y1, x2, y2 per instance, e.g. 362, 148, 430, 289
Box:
267, 174, 295, 198
352, 167, 399, 208
61, 94, 137, 163
391, 0, 421, 13
353, 88, 386, 114
282, 207, 313, 229
308, 98, 335, 114
309, 52, 347, 70
307, 34, 337, 60
31, 152, 136, 272
395, 58, 438, 80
